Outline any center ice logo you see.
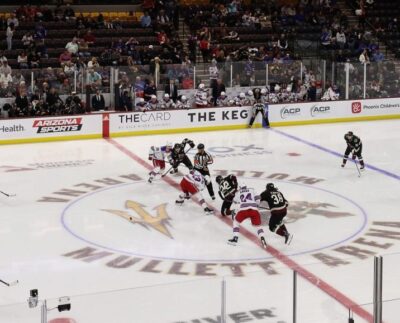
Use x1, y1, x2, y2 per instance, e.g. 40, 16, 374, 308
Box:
285, 201, 354, 223
102, 200, 173, 239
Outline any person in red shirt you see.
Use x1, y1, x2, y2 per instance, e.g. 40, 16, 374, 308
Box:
83, 29, 96, 45
59, 50, 72, 67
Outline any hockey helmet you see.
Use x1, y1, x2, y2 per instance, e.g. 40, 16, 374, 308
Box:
198, 83, 205, 90
220, 91, 226, 97
347, 131, 354, 136
166, 142, 173, 148
261, 88, 267, 95
239, 92, 245, 99
228, 99, 235, 106
150, 94, 157, 100
181, 95, 187, 102
197, 143, 205, 150
266, 183, 276, 191
216, 175, 223, 184
274, 84, 281, 92
164, 93, 170, 99
174, 143, 182, 151
138, 98, 145, 103
247, 90, 253, 96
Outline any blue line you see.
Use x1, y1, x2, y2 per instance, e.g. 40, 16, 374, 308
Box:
270, 128, 400, 181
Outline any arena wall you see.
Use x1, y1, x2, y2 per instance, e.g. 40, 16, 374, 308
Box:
1, 97, 400, 144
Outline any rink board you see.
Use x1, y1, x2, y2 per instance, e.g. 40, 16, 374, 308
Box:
1, 98, 400, 144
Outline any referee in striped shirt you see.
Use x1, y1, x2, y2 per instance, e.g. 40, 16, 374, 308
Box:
194, 143, 215, 200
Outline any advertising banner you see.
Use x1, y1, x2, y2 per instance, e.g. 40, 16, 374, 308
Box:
109, 106, 262, 136
0, 114, 103, 144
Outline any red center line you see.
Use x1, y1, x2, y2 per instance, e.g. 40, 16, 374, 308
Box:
106, 138, 374, 323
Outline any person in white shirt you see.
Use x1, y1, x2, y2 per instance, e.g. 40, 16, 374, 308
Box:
65, 38, 79, 55
336, 29, 347, 49
0, 72, 13, 89
6, 24, 14, 50
359, 49, 370, 64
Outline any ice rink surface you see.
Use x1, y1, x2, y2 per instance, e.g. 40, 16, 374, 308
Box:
0, 120, 399, 323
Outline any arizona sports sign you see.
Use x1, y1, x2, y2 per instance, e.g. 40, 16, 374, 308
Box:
33, 118, 83, 133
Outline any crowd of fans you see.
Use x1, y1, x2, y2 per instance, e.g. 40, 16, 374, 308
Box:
0, 0, 399, 118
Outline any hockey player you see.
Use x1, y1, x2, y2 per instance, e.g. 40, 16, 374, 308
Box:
260, 88, 269, 103
234, 92, 247, 106
176, 95, 190, 109
168, 138, 196, 174
135, 98, 147, 111
341, 131, 365, 169
246, 90, 255, 105
148, 143, 172, 183
195, 83, 209, 107
194, 143, 215, 200
160, 93, 176, 109
228, 184, 267, 248
248, 87, 270, 128
216, 174, 238, 216
146, 95, 159, 110
260, 183, 293, 244
216, 91, 229, 107
175, 169, 214, 215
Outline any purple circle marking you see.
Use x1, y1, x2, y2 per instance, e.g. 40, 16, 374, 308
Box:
61, 178, 368, 262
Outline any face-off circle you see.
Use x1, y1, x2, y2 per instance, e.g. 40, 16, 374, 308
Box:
61, 178, 368, 262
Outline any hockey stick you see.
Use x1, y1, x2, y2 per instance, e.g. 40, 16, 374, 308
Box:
354, 160, 361, 177
0, 279, 19, 287
0, 190, 16, 197
161, 146, 193, 178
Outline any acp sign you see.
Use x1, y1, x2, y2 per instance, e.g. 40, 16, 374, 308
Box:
280, 107, 301, 119
310, 105, 330, 117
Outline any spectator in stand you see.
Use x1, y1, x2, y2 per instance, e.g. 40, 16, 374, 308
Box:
336, 29, 347, 49
0, 71, 12, 89
321, 28, 332, 48
157, 30, 168, 45
16, 90, 30, 113
91, 88, 106, 111
372, 49, 384, 63
96, 13, 106, 29
83, 29, 96, 45
0, 60, 12, 76
64, 3, 76, 21
359, 49, 370, 64
34, 23, 47, 43
140, 11, 152, 28
199, 37, 210, 63
18, 51, 29, 69
66, 38, 79, 55
28, 51, 40, 68
7, 13, 19, 28
78, 38, 91, 57
59, 49, 72, 67
22, 32, 34, 49
156, 10, 171, 33
87, 57, 100, 69
88, 69, 102, 89
6, 23, 14, 50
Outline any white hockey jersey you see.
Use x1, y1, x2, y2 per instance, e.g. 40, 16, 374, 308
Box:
216, 95, 228, 107
195, 90, 208, 106
146, 100, 160, 110
184, 170, 206, 191
160, 98, 176, 109
233, 186, 259, 211
148, 145, 170, 161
